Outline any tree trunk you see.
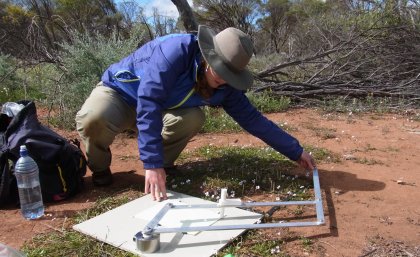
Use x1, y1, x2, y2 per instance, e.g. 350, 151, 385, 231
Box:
171, 0, 198, 32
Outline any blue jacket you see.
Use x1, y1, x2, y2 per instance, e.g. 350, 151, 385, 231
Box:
102, 34, 303, 169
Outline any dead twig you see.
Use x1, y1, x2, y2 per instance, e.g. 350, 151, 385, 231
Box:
358, 248, 377, 257
318, 240, 346, 257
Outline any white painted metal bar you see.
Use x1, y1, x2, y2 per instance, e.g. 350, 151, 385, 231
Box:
170, 200, 317, 209
153, 221, 323, 234
312, 168, 325, 224
143, 202, 174, 234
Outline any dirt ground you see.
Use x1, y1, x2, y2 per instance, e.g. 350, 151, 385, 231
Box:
1, 108, 419, 256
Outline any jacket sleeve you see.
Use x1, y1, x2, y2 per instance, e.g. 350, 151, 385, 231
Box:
221, 87, 303, 161
136, 37, 196, 168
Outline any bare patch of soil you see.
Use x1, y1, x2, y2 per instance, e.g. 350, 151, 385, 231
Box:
1, 108, 419, 257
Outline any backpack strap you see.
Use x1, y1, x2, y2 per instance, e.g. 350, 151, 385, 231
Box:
0, 148, 11, 206
0, 129, 18, 207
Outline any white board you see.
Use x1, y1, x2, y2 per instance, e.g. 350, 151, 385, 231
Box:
73, 191, 262, 257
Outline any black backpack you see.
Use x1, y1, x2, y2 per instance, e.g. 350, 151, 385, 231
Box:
0, 101, 87, 206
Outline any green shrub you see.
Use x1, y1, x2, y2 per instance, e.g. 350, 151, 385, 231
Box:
247, 91, 291, 113
42, 28, 145, 128
20, 64, 57, 104
0, 54, 23, 102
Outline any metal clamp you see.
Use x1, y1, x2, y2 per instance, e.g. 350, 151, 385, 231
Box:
133, 231, 160, 253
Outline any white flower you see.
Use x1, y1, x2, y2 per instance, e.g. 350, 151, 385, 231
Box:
255, 185, 260, 190
277, 185, 281, 189
186, 179, 191, 184
172, 184, 177, 189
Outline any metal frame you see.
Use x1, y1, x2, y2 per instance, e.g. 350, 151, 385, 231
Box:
133, 168, 325, 252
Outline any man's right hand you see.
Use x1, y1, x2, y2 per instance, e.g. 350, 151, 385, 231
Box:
145, 168, 168, 201
297, 150, 317, 171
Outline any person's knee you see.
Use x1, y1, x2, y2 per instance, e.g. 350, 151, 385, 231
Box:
163, 107, 205, 138
183, 107, 205, 133
76, 109, 106, 138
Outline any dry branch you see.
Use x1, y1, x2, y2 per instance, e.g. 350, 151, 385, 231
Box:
254, 25, 420, 107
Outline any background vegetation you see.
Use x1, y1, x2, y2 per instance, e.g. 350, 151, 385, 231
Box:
0, 0, 419, 129
1, 1, 419, 255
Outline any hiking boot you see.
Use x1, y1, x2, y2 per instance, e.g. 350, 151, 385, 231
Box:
92, 168, 113, 186
164, 165, 179, 176
165, 165, 187, 177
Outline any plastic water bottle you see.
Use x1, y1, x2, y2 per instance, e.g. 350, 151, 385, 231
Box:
15, 145, 44, 220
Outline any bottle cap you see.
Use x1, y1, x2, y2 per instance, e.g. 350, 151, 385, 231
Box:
19, 145, 28, 156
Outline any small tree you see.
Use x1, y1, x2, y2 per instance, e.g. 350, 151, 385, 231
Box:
193, 0, 259, 36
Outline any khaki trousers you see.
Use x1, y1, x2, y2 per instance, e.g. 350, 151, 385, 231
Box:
75, 84, 205, 172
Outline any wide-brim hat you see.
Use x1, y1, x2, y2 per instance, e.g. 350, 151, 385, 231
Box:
197, 25, 254, 90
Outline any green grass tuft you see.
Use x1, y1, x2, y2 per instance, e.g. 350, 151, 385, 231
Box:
201, 92, 291, 133
246, 91, 291, 113
201, 107, 242, 133
22, 191, 143, 257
